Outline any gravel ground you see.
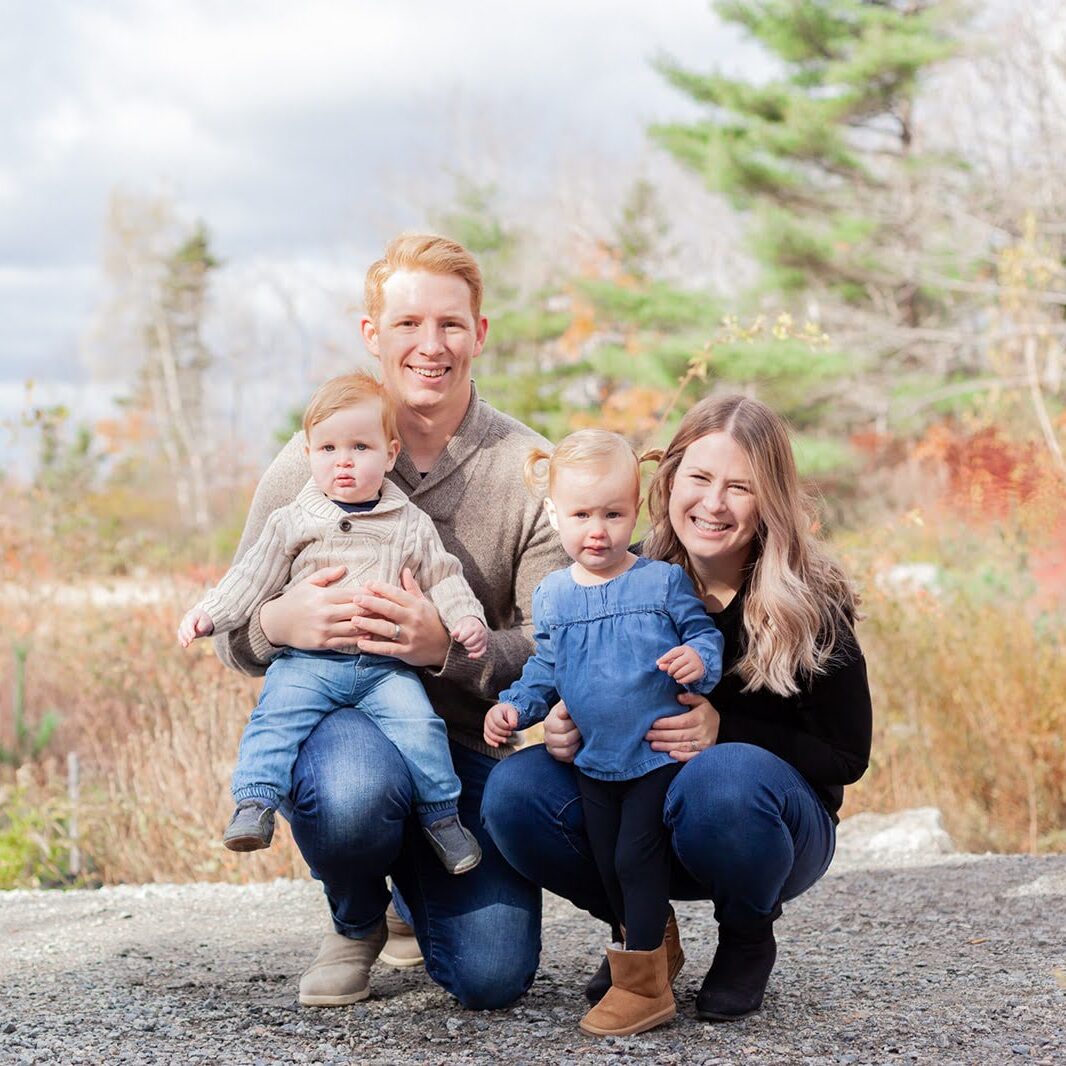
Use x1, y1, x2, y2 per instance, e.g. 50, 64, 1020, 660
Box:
1, 854, 1064, 1065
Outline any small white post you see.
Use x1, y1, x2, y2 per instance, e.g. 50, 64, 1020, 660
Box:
67, 751, 80, 878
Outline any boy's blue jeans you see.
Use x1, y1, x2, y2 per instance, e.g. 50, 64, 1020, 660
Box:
232, 650, 459, 825
482, 741, 836, 933
277, 710, 542, 1010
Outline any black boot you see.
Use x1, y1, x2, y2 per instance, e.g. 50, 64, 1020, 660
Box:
695, 922, 777, 1022
584, 954, 612, 1005
584, 921, 625, 1005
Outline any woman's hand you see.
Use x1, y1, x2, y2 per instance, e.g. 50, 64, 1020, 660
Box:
645, 691, 720, 763
543, 702, 582, 763
352, 568, 452, 668
259, 566, 360, 650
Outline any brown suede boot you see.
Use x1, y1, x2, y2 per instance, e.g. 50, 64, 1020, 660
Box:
578, 942, 676, 1037
585, 909, 685, 1005
298, 921, 387, 1007
664, 910, 685, 984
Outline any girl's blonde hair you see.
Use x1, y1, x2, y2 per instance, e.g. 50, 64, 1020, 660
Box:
524, 430, 655, 500
644, 394, 859, 696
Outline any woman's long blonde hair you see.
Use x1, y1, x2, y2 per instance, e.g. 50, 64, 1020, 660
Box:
644, 395, 859, 696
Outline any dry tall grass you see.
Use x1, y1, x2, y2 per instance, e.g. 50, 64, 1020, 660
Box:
1, 423, 1063, 884
0, 585, 307, 886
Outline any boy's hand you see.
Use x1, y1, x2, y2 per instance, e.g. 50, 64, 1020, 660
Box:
656, 644, 705, 685
452, 616, 488, 659
178, 608, 215, 648
484, 703, 519, 748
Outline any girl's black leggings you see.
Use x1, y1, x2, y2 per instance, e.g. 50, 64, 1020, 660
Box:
577, 762, 681, 951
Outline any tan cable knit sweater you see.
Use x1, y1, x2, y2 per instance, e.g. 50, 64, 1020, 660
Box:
215, 385, 569, 757
194, 478, 485, 655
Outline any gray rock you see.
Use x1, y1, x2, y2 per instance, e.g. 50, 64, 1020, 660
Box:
831, 806, 958, 871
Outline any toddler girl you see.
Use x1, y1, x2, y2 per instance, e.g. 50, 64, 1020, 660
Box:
484, 429, 723, 1036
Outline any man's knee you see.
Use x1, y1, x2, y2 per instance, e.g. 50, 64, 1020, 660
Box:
291, 713, 413, 851
446, 950, 535, 1011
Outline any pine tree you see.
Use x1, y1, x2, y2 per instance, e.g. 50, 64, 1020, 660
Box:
652, 1, 959, 338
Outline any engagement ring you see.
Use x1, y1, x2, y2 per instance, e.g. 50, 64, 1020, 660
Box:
689, 740, 699, 752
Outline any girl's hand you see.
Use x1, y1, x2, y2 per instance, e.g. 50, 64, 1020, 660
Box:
656, 644, 706, 685
178, 608, 215, 647
484, 703, 519, 747
451, 616, 488, 660
543, 702, 581, 763
645, 692, 720, 763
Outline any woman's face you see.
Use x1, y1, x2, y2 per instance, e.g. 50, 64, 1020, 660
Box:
668, 431, 759, 580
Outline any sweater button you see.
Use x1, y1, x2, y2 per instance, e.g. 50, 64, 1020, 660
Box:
339, 519, 351, 532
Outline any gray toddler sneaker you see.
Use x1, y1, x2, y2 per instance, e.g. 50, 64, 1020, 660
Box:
422, 815, 482, 875
223, 799, 276, 852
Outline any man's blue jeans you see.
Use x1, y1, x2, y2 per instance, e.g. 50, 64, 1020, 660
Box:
233, 651, 460, 824
482, 741, 835, 934
277, 709, 541, 1010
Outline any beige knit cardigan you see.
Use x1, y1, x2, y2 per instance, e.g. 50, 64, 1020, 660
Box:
195, 478, 485, 655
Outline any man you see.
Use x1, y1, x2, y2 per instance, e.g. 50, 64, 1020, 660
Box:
218, 234, 567, 1008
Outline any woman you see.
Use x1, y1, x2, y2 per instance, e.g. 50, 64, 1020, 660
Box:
482, 394, 872, 1021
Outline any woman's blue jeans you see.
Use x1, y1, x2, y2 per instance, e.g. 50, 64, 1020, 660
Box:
482, 741, 835, 935
278, 710, 540, 1010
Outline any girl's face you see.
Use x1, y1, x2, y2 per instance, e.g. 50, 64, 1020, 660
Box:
668, 432, 759, 581
544, 463, 640, 580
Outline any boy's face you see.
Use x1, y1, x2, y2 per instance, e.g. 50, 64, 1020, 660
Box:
543, 463, 640, 581
305, 400, 400, 504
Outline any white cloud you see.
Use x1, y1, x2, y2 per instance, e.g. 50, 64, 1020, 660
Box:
0, 0, 769, 458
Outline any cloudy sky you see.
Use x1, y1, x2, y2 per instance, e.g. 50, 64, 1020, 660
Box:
0, 0, 769, 464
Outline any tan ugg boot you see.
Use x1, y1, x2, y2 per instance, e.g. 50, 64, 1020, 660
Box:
584, 909, 684, 1005
298, 920, 387, 1007
664, 910, 685, 984
578, 941, 676, 1037
378, 902, 424, 969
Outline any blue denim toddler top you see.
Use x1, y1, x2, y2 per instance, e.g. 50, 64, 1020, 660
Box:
499, 556, 724, 781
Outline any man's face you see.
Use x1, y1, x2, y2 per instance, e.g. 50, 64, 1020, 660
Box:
361, 269, 488, 419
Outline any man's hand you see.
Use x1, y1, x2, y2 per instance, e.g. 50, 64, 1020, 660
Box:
353, 568, 451, 668
451, 616, 488, 660
178, 608, 215, 647
543, 702, 581, 763
484, 703, 519, 747
259, 565, 361, 651
656, 644, 706, 686
645, 692, 720, 763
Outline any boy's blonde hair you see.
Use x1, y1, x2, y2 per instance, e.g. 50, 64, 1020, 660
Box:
525, 429, 654, 501
364, 234, 484, 322
302, 371, 399, 443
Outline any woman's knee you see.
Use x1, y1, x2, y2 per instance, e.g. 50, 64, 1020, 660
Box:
666, 743, 783, 830
483, 745, 578, 854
